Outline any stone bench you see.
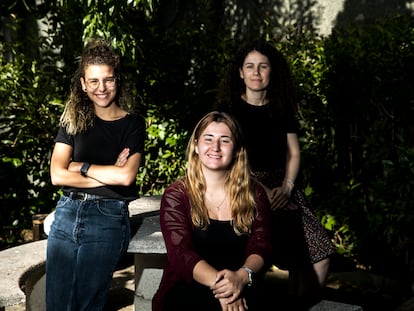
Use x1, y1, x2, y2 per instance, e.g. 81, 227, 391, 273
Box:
0, 239, 47, 311
127, 214, 167, 310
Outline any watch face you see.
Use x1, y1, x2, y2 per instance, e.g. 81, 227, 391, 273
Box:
243, 266, 253, 287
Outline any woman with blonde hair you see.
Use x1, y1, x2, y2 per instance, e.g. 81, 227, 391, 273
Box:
153, 111, 272, 311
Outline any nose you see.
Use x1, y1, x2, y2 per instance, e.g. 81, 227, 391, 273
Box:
98, 81, 106, 91
212, 140, 220, 151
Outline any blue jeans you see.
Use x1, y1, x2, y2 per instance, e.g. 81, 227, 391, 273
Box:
46, 195, 130, 311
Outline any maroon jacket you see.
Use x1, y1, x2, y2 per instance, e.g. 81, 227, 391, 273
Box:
152, 180, 272, 311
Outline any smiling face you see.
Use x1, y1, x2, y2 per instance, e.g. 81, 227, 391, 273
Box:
195, 121, 235, 172
239, 50, 271, 92
80, 64, 117, 109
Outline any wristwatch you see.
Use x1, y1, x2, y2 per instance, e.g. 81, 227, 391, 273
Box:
80, 162, 91, 177
242, 266, 254, 287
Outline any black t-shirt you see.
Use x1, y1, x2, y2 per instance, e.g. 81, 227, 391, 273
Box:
54, 113, 146, 200
193, 219, 247, 271
226, 99, 298, 173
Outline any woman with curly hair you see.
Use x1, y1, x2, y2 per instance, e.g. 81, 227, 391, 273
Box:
46, 37, 146, 310
216, 39, 335, 306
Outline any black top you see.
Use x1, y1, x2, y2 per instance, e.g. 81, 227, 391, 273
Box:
221, 98, 298, 173
193, 219, 248, 271
54, 113, 146, 200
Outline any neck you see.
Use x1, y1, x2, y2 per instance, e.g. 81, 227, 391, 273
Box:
95, 105, 126, 121
241, 93, 267, 106
204, 180, 227, 212
202, 168, 226, 190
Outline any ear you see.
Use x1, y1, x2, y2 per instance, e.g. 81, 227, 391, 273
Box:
239, 68, 244, 79
80, 77, 87, 91
195, 144, 199, 155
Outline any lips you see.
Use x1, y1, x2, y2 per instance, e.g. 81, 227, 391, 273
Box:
207, 154, 221, 159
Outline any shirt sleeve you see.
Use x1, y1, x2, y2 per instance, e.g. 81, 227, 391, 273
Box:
124, 113, 146, 155
54, 126, 74, 146
246, 183, 273, 269
285, 107, 300, 134
159, 181, 203, 283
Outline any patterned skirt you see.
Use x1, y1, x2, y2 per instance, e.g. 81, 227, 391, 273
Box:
253, 171, 336, 270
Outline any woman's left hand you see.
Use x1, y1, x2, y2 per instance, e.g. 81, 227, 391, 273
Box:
115, 148, 130, 166
219, 296, 248, 311
211, 269, 244, 304
268, 186, 290, 210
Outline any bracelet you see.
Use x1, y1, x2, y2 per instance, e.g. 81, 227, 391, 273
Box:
80, 162, 91, 177
242, 266, 254, 287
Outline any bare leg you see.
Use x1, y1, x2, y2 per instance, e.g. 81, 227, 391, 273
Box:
288, 257, 330, 297
314, 257, 330, 286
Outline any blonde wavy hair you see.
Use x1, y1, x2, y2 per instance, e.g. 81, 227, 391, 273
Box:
184, 111, 256, 235
60, 36, 131, 135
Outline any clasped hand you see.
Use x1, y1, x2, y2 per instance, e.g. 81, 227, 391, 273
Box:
210, 269, 248, 310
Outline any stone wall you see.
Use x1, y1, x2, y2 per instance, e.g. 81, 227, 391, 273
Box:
280, 0, 414, 36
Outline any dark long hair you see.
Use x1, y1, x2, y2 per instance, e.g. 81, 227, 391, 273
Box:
216, 40, 298, 117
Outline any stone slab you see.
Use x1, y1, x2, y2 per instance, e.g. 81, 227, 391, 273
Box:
128, 195, 162, 217
127, 215, 165, 254
310, 300, 363, 310
0, 240, 47, 308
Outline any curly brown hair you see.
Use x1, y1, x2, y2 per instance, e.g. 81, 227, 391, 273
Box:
60, 36, 132, 134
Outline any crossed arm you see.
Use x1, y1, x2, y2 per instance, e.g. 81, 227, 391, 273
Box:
50, 143, 141, 188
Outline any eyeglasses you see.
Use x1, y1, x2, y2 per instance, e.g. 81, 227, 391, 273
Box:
85, 77, 117, 90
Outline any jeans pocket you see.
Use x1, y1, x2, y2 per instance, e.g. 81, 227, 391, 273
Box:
96, 199, 127, 219
56, 195, 71, 209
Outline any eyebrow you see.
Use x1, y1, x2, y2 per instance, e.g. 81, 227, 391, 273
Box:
87, 76, 115, 80
202, 133, 232, 139
244, 62, 270, 65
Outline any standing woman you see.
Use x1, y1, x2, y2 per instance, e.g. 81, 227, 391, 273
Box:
153, 111, 272, 311
216, 40, 335, 303
46, 37, 146, 310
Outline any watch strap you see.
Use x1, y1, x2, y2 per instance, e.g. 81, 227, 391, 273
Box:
80, 162, 91, 177
242, 266, 254, 287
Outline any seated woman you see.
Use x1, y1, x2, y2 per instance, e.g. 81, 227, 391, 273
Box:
152, 111, 272, 311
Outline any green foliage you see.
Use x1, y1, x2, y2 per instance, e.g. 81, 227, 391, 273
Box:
277, 29, 337, 189
137, 109, 188, 195
0, 52, 63, 247
271, 18, 414, 276
320, 15, 414, 275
